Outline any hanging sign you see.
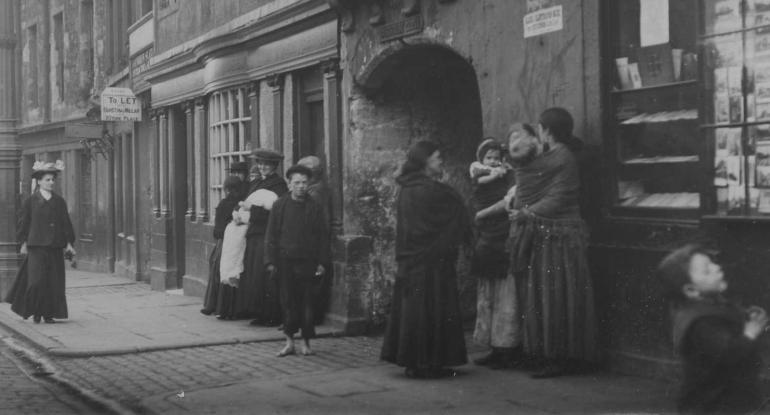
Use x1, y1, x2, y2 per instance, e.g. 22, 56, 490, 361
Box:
101, 87, 142, 122
523, 5, 563, 38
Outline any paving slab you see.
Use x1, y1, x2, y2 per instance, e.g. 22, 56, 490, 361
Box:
0, 270, 340, 357
141, 362, 679, 415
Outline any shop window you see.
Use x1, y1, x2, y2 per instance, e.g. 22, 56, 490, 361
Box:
607, 0, 701, 219
208, 87, 251, 216
701, 0, 770, 216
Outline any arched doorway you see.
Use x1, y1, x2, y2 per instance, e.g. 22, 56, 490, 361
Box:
348, 44, 483, 324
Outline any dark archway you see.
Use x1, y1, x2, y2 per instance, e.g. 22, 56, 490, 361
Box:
348, 44, 483, 324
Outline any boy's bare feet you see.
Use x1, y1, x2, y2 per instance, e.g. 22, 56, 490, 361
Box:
277, 344, 295, 357
301, 345, 314, 355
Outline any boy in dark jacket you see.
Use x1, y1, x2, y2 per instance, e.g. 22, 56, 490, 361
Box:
265, 164, 329, 357
658, 244, 768, 414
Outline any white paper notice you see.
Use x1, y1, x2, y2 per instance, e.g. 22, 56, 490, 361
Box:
640, 0, 669, 47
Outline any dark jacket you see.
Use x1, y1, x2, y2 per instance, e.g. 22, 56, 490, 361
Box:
212, 194, 241, 240
17, 191, 75, 248
264, 194, 330, 266
673, 299, 763, 414
246, 173, 288, 236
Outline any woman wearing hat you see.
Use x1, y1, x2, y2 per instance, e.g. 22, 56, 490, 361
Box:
238, 148, 288, 324
6, 160, 75, 323
380, 140, 471, 378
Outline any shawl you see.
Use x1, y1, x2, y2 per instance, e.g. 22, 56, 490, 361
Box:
395, 172, 471, 268
247, 173, 288, 236
513, 143, 580, 219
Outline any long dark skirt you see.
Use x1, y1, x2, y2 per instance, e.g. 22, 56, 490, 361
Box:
381, 256, 467, 369
6, 247, 68, 320
216, 284, 238, 319
243, 234, 281, 325
508, 215, 597, 362
201, 239, 223, 314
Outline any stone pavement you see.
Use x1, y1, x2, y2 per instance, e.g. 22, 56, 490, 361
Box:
0, 269, 708, 414
0, 270, 339, 357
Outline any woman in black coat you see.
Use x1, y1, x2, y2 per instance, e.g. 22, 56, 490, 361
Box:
380, 140, 471, 378
7, 161, 75, 323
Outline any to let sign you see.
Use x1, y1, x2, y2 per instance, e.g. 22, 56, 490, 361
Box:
523, 5, 563, 38
101, 87, 142, 121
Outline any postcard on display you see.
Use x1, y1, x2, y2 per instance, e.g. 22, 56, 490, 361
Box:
730, 95, 744, 123
628, 63, 643, 88
755, 145, 770, 187
752, 124, 770, 142
714, 0, 743, 33
715, 154, 729, 186
757, 31, 770, 59
714, 67, 728, 94
728, 66, 743, 95
715, 93, 731, 123
757, 82, 770, 105
758, 189, 770, 213
717, 187, 729, 211
716, 128, 729, 153
727, 155, 743, 185
727, 128, 743, 156
728, 185, 746, 210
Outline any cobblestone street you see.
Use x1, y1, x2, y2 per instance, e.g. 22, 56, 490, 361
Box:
0, 330, 102, 415
50, 336, 388, 413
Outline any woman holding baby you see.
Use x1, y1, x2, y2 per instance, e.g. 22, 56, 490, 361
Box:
242, 149, 288, 325
507, 107, 598, 378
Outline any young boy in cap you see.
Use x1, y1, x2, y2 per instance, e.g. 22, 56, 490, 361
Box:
265, 164, 329, 357
658, 244, 768, 414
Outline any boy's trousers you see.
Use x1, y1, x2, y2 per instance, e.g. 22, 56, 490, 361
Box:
277, 257, 318, 339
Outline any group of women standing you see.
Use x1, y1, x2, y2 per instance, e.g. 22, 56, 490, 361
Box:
381, 107, 597, 379
201, 149, 288, 324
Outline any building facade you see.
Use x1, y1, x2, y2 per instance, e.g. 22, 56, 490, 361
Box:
6, 0, 770, 379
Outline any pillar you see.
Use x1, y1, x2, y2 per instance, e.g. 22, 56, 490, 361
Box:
322, 59, 343, 232
0, 0, 20, 298
183, 101, 194, 221
158, 108, 169, 217
151, 109, 160, 217
267, 74, 284, 152
194, 98, 208, 222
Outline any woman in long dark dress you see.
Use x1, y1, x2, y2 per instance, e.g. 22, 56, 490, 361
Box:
242, 149, 288, 325
380, 140, 471, 378
507, 108, 597, 378
201, 176, 242, 316
7, 161, 75, 323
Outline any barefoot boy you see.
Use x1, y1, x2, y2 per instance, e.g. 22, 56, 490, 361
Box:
658, 244, 768, 414
265, 164, 329, 357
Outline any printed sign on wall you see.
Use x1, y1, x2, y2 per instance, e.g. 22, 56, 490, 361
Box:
524, 3, 563, 38
101, 87, 142, 122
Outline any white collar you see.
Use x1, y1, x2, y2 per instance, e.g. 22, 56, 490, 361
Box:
39, 189, 52, 200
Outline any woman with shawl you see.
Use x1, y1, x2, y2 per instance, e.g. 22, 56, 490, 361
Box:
508, 107, 597, 378
380, 140, 471, 379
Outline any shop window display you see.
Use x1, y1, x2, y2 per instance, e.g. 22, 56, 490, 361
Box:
607, 0, 770, 218
607, 0, 701, 218
701, 0, 770, 216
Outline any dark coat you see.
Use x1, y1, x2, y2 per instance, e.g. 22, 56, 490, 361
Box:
673, 299, 763, 414
17, 191, 75, 248
381, 171, 471, 369
264, 194, 330, 266
212, 194, 240, 240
